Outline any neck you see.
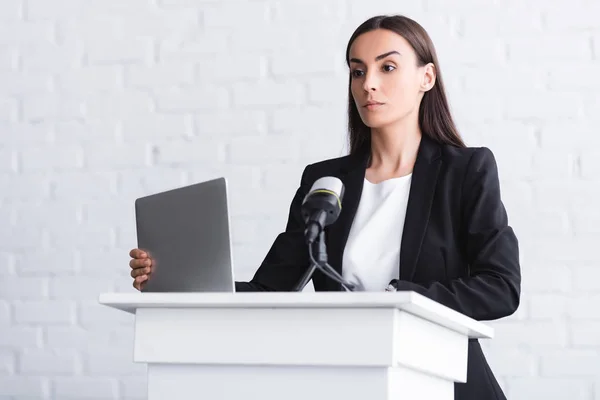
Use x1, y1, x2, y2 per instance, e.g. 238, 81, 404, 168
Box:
368, 117, 422, 173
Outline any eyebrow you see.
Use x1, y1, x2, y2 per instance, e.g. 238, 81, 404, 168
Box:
349, 50, 401, 64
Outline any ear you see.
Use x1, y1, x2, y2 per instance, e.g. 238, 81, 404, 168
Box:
420, 63, 436, 92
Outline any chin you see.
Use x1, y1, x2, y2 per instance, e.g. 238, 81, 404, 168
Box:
359, 114, 393, 129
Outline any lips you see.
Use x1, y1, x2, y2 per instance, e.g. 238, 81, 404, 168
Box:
364, 101, 383, 107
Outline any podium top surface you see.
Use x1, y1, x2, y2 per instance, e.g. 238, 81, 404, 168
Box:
98, 291, 493, 339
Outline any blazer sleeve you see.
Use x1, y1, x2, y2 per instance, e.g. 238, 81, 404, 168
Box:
394, 147, 521, 321
235, 167, 312, 292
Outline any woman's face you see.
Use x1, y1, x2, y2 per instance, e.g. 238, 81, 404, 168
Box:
348, 29, 435, 129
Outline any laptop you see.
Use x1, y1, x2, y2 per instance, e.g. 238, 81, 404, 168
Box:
134, 177, 235, 293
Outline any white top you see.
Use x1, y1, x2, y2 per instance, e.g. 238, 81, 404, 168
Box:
342, 174, 412, 291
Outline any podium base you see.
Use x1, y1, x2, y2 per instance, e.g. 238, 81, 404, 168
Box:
147, 364, 453, 400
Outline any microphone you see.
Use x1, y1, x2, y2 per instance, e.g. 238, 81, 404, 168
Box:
300, 177, 344, 244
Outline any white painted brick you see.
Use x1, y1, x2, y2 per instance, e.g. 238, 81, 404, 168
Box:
228, 136, 299, 164
570, 321, 600, 347
483, 348, 537, 377
233, 81, 305, 107
572, 266, 600, 292
545, 4, 600, 30
581, 152, 600, 179
49, 276, 115, 300
307, 75, 348, 105
0, 121, 53, 146
20, 145, 82, 172
120, 377, 147, 400
0, 377, 47, 397
0, 47, 17, 70
47, 223, 113, 250
529, 294, 568, 319
522, 237, 600, 264
21, 42, 83, 73
25, 0, 83, 20
508, 34, 592, 62
531, 152, 577, 180
460, 5, 544, 36
549, 63, 600, 90
158, 29, 229, 62
521, 264, 572, 293
0, 97, 18, 122
116, 167, 188, 198
272, 0, 347, 22
15, 250, 77, 276
229, 23, 300, 53
532, 181, 600, 209
83, 143, 149, 170
583, 93, 599, 120
0, 224, 44, 251
84, 91, 153, 118
270, 105, 346, 136
0, 327, 41, 348
538, 119, 600, 151
0, 21, 53, 45
126, 63, 193, 88
0, 70, 52, 96
194, 110, 267, 136
435, 37, 507, 66
153, 138, 225, 165
196, 53, 266, 82
84, 348, 146, 375
2, 0, 21, 21
0, 350, 15, 375
462, 64, 547, 93
510, 208, 570, 238
203, 2, 269, 29
14, 200, 80, 227
122, 114, 191, 141
541, 350, 600, 377
53, 377, 118, 399
571, 210, 600, 235
13, 301, 76, 325
52, 119, 118, 145
0, 149, 16, 172
507, 377, 592, 400
504, 91, 583, 119
55, 65, 122, 95
492, 320, 568, 348
270, 48, 345, 77
567, 295, 600, 319
0, 277, 47, 300
85, 36, 154, 65
189, 164, 261, 191
22, 95, 83, 121
451, 94, 505, 122
19, 349, 79, 375
52, 171, 117, 200
0, 301, 9, 325
0, 252, 15, 275
154, 85, 230, 111
78, 301, 134, 328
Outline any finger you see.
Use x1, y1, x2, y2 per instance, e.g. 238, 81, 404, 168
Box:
130, 266, 151, 278
133, 275, 148, 290
129, 258, 151, 269
129, 248, 147, 259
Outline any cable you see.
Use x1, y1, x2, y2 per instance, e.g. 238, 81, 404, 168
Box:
307, 242, 356, 292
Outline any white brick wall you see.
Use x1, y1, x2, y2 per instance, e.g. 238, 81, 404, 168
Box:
1, 1, 598, 399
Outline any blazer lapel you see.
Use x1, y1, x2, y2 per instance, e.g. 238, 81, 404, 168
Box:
325, 151, 368, 290
399, 135, 442, 282
325, 135, 442, 289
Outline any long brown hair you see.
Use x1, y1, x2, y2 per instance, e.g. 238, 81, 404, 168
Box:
345, 15, 465, 156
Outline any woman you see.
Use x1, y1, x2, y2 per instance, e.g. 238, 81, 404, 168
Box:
129, 15, 520, 400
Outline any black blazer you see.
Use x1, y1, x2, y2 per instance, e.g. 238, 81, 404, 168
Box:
235, 134, 521, 400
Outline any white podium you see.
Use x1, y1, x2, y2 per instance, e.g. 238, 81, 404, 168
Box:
98, 291, 493, 400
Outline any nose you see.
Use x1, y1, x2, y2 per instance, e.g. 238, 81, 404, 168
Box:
362, 71, 379, 92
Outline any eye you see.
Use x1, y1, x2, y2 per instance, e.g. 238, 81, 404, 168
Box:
383, 64, 396, 72
351, 69, 364, 78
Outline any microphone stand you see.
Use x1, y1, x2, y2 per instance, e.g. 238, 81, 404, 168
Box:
294, 231, 355, 292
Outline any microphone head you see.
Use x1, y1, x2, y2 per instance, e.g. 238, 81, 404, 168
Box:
301, 176, 345, 227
